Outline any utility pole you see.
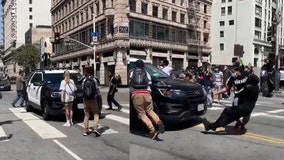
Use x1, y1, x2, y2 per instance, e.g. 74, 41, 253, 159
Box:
274, 1, 282, 92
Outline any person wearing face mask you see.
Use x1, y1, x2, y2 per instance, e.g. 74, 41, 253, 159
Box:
202, 65, 260, 131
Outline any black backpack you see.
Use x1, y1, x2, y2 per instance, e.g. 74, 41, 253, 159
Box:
83, 76, 97, 99
130, 68, 149, 89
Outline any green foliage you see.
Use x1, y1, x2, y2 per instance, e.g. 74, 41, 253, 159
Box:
14, 45, 41, 72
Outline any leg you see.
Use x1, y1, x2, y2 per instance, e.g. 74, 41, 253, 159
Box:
83, 100, 90, 135
12, 91, 21, 106
107, 94, 113, 109
111, 93, 122, 110
69, 102, 74, 125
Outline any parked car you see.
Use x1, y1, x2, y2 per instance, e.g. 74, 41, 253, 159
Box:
129, 58, 207, 128
25, 69, 84, 120
0, 78, 11, 91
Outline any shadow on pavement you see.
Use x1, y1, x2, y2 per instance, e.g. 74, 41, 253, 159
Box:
201, 126, 247, 135
0, 119, 21, 126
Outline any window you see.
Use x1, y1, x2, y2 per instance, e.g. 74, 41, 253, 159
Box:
31, 73, 42, 84
229, 20, 234, 25
29, 0, 32, 4
141, 3, 148, 15
172, 11, 177, 22
204, 20, 207, 28
204, 5, 207, 14
102, 0, 106, 9
172, 0, 175, 3
129, 20, 149, 38
180, 13, 185, 24
255, 5, 262, 16
29, 8, 32, 12
29, 23, 33, 28
255, 18, 262, 28
220, 43, 224, 51
180, 0, 184, 6
220, 21, 225, 26
221, 7, 225, 16
29, 15, 33, 20
228, 6, 232, 15
255, 30, 261, 40
130, 0, 136, 12
228, 0, 232, 2
162, 8, 168, 19
220, 31, 224, 37
152, 6, 158, 17
222, 0, 225, 3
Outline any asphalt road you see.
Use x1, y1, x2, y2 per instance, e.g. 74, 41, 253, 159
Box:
130, 94, 284, 160
0, 85, 130, 160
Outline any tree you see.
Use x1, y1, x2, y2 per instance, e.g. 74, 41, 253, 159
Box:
14, 45, 41, 73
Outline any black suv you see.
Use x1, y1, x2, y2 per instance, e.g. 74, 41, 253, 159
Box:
25, 69, 84, 120
129, 59, 207, 127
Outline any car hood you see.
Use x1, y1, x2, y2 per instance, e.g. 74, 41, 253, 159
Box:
156, 78, 201, 90
0, 80, 11, 85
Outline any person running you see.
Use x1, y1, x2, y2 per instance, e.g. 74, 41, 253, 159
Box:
130, 59, 165, 140
60, 70, 77, 127
106, 71, 122, 111
11, 69, 25, 108
202, 66, 260, 131
81, 67, 101, 136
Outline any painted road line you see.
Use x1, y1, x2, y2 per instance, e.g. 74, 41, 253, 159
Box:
251, 112, 268, 117
76, 122, 119, 134
105, 114, 129, 126
207, 107, 224, 110
262, 114, 284, 120
9, 108, 67, 139
266, 109, 284, 114
53, 140, 83, 160
195, 124, 284, 145
120, 103, 130, 107
102, 105, 129, 114
0, 126, 9, 142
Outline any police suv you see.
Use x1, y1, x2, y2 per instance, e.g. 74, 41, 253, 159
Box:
25, 69, 84, 120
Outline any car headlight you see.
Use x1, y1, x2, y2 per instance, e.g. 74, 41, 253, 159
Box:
157, 88, 182, 97
51, 92, 61, 98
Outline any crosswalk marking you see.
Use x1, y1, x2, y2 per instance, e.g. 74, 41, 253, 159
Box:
105, 114, 129, 126
102, 105, 129, 114
76, 123, 119, 135
9, 108, 67, 139
0, 126, 9, 142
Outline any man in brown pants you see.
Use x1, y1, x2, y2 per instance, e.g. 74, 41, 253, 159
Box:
130, 59, 165, 140
82, 67, 101, 137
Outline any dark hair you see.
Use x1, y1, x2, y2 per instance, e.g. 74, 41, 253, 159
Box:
163, 59, 169, 66
135, 59, 144, 68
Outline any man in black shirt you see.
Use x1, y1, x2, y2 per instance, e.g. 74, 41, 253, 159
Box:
203, 66, 260, 131
106, 72, 122, 111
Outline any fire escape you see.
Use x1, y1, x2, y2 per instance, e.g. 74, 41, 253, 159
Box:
187, 0, 202, 67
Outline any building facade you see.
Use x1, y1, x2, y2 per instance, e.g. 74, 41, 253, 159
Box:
129, 0, 212, 70
50, 0, 129, 86
211, 0, 279, 68
1, 0, 51, 77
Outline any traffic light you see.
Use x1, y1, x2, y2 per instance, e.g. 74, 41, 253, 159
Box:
54, 32, 60, 44
267, 26, 272, 42
95, 53, 100, 63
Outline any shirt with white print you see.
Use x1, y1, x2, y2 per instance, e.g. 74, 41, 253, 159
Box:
59, 79, 77, 102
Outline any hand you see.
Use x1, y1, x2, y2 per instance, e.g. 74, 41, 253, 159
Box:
212, 91, 219, 95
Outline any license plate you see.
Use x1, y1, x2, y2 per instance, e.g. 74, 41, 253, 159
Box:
0, 86, 4, 89
78, 103, 84, 109
197, 104, 204, 111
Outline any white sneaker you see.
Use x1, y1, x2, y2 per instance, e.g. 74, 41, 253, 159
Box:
70, 121, 73, 126
63, 122, 71, 127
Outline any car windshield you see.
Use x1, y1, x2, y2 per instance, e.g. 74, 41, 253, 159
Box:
45, 73, 82, 85
144, 64, 169, 78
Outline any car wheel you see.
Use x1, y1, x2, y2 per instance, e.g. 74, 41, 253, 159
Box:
42, 101, 51, 120
25, 98, 33, 112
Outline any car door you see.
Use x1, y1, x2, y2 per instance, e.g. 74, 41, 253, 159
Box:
27, 72, 43, 108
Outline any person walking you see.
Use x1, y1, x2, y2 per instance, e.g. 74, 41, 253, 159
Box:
130, 59, 165, 140
81, 67, 101, 136
161, 59, 172, 76
60, 70, 77, 127
11, 69, 25, 108
106, 71, 122, 111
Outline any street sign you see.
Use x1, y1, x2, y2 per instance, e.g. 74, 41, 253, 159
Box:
91, 32, 99, 37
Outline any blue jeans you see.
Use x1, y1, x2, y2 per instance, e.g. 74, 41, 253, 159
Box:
12, 90, 24, 106
206, 87, 213, 106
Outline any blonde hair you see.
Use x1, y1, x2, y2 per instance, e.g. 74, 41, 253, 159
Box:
64, 70, 70, 83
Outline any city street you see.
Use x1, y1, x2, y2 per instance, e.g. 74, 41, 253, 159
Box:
0, 85, 129, 160
130, 94, 284, 160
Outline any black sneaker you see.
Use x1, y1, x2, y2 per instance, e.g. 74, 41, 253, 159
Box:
11, 103, 16, 108
93, 129, 101, 137
117, 105, 122, 111
106, 108, 113, 110
203, 118, 212, 131
150, 131, 159, 140
157, 122, 165, 134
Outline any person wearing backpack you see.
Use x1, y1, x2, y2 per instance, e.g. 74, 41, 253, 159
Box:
81, 68, 101, 136
106, 71, 122, 111
130, 59, 165, 140
60, 70, 77, 127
